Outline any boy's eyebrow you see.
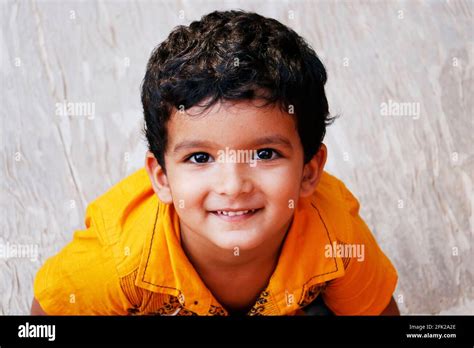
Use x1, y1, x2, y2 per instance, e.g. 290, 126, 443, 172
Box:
172, 135, 293, 154
250, 135, 293, 149
172, 140, 219, 154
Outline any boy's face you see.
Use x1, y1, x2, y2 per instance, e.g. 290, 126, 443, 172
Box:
146, 100, 327, 252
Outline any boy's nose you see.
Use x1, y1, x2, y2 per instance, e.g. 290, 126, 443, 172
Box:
214, 163, 254, 197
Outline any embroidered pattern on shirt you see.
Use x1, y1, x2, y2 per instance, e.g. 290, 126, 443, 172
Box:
208, 304, 227, 316
247, 290, 270, 316
298, 283, 325, 307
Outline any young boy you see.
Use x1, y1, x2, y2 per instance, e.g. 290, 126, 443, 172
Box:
32, 10, 399, 316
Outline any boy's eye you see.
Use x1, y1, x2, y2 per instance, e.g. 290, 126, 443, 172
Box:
187, 152, 213, 164
255, 148, 280, 160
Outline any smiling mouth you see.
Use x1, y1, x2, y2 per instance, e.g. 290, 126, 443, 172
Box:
209, 208, 263, 220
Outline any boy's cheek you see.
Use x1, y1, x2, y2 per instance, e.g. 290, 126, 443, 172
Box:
170, 184, 212, 216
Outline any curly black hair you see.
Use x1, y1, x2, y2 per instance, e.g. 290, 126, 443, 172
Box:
141, 10, 336, 172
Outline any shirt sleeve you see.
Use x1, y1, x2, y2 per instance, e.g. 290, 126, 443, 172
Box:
33, 203, 131, 315
321, 182, 398, 315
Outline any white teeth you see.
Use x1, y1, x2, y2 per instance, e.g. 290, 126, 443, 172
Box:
216, 209, 256, 216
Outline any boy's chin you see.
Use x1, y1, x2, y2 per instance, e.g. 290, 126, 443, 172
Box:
206, 228, 267, 253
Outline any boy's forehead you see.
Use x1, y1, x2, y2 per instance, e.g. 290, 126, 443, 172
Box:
166, 100, 298, 150
171, 98, 279, 120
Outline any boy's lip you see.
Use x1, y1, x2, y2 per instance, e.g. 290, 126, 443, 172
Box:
208, 208, 263, 222
209, 207, 262, 212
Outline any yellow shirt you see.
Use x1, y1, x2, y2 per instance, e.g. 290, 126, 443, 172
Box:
34, 168, 398, 315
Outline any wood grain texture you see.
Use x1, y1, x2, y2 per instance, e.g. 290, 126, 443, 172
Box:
0, 0, 472, 315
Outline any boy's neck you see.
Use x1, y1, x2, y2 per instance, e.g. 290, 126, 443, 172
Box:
179, 217, 293, 314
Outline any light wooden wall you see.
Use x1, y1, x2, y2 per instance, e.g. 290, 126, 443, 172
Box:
1, 0, 472, 314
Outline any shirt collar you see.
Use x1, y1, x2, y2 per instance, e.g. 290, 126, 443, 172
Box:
135, 199, 214, 315
264, 189, 346, 314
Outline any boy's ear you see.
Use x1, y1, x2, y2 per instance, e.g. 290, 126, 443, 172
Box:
300, 143, 328, 198
145, 151, 173, 204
